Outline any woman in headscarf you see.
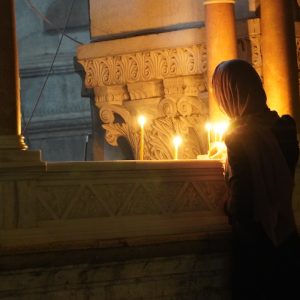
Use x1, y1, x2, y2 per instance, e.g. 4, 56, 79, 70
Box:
212, 59, 300, 299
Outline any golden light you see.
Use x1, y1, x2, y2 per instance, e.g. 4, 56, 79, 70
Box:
172, 135, 182, 160
138, 115, 146, 160
205, 122, 212, 153
205, 122, 212, 131
138, 115, 146, 128
201, 121, 229, 161
213, 121, 229, 142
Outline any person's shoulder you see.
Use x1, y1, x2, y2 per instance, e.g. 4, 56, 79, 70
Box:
224, 126, 252, 158
225, 123, 251, 146
278, 114, 297, 125
274, 114, 298, 133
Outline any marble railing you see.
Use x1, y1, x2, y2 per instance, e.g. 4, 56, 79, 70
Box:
0, 160, 230, 253
1, 160, 300, 300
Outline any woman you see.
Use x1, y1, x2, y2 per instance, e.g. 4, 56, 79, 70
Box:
212, 59, 300, 299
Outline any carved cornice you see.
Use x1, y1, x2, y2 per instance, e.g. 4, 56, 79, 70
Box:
78, 45, 207, 88
94, 85, 129, 106
127, 80, 164, 100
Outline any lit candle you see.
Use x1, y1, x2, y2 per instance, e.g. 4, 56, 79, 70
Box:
205, 122, 212, 153
212, 123, 217, 143
173, 135, 182, 160
214, 123, 222, 142
218, 122, 229, 141
138, 115, 146, 160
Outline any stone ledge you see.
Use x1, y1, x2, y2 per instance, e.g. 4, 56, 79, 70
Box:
77, 28, 205, 60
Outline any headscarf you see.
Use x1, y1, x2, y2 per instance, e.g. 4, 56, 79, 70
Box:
213, 59, 297, 245
212, 59, 267, 118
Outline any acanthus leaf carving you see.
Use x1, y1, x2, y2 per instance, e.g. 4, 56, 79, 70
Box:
78, 45, 207, 87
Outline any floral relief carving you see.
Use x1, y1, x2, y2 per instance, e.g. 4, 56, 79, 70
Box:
78, 45, 207, 87
79, 45, 209, 159
102, 113, 207, 160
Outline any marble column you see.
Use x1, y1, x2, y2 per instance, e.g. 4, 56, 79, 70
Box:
204, 0, 237, 121
261, 0, 300, 126
0, 0, 27, 150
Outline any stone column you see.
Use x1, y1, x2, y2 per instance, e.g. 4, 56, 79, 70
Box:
204, 0, 237, 121
0, 0, 27, 150
0, 0, 44, 170
261, 0, 300, 126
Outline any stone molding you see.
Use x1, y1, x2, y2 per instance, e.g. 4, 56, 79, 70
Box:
204, 0, 235, 5
19, 53, 76, 78
0, 160, 228, 251
78, 45, 207, 87
99, 76, 208, 160
78, 20, 300, 160
78, 45, 208, 159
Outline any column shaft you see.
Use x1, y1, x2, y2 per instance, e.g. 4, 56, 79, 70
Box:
0, 0, 21, 136
261, 0, 300, 125
204, 1, 238, 121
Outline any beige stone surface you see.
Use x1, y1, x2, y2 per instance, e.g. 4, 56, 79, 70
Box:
205, 2, 237, 122
261, 0, 300, 124
0, 160, 229, 252
77, 28, 205, 60
89, 0, 205, 39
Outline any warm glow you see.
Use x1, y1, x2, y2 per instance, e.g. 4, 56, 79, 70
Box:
172, 135, 182, 160
213, 121, 229, 142
205, 122, 212, 153
138, 115, 146, 128
205, 122, 212, 131
173, 135, 182, 148
138, 115, 146, 160
208, 141, 227, 162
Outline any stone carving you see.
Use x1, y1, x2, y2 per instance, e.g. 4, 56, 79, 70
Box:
78, 45, 207, 87
102, 111, 208, 160
127, 80, 164, 100
78, 45, 209, 160
34, 179, 226, 222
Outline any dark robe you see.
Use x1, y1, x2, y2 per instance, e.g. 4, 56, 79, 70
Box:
224, 112, 300, 300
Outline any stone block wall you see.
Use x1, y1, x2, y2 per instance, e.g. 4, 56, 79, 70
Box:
0, 252, 231, 300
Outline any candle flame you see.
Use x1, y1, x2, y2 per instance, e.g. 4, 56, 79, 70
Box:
173, 135, 182, 147
213, 121, 229, 141
205, 122, 212, 131
138, 115, 146, 127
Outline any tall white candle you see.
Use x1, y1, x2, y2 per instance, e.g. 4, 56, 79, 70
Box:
173, 135, 182, 160
205, 122, 212, 153
138, 115, 146, 160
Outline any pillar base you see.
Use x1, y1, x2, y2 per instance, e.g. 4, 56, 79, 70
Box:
0, 135, 46, 175
0, 135, 28, 150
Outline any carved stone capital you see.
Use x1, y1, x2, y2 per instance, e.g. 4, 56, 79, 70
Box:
94, 85, 129, 106
78, 44, 209, 159
78, 45, 207, 87
99, 103, 131, 124
163, 77, 185, 96
127, 80, 164, 100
